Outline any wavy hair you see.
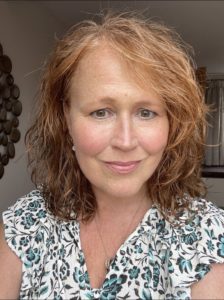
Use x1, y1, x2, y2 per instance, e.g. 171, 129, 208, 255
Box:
25, 11, 208, 221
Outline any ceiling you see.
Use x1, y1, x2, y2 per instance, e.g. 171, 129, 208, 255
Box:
42, 1, 224, 73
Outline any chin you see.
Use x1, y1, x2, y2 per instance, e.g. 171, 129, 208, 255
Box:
100, 181, 147, 199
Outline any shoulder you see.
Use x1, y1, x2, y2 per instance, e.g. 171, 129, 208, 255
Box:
175, 198, 224, 240
2, 189, 56, 265
174, 198, 224, 265
187, 198, 224, 262
3, 189, 51, 232
190, 197, 224, 220
0, 222, 22, 299
4, 188, 46, 213
191, 262, 224, 299
162, 198, 224, 297
1, 189, 61, 298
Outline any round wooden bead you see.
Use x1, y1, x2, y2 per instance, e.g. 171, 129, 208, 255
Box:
12, 100, 22, 116
6, 74, 14, 86
2, 86, 10, 99
0, 55, 12, 73
11, 85, 20, 99
7, 142, 15, 158
1, 153, 9, 165
3, 120, 12, 134
5, 100, 12, 111
0, 163, 4, 179
11, 117, 19, 127
10, 128, 20, 143
0, 108, 7, 121
1, 133, 8, 146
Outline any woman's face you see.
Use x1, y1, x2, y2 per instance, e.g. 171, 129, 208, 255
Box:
65, 44, 169, 201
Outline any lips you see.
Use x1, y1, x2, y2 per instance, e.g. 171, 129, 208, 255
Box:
104, 161, 141, 174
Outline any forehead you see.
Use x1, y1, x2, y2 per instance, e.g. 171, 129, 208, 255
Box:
70, 42, 159, 96
68, 45, 167, 112
73, 44, 130, 81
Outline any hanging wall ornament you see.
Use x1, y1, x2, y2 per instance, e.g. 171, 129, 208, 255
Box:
0, 42, 22, 179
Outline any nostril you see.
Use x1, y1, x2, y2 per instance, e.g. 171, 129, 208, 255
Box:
110, 134, 138, 151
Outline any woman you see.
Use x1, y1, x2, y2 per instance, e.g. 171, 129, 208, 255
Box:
1, 11, 224, 300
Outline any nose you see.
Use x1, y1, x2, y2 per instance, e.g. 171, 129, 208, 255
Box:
110, 114, 138, 151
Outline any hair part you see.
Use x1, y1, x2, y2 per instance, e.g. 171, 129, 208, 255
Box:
25, 10, 208, 222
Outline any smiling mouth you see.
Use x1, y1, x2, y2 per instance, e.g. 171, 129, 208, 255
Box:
104, 161, 141, 174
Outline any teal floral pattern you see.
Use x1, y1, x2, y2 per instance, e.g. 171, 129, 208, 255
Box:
2, 189, 224, 299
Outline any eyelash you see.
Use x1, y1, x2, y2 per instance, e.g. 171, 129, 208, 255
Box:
90, 109, 113, 119
90, 108, 157, 120
138, 109, 156, 119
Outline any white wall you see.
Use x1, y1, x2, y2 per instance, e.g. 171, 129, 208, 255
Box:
0, 1, 65, 215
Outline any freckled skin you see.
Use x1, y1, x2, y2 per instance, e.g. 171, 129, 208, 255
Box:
65, 44, 169, 202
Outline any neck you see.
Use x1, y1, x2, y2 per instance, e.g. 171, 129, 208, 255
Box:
92, 188, 152, 221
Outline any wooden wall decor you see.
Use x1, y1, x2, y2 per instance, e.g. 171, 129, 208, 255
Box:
0, 43, 22, 179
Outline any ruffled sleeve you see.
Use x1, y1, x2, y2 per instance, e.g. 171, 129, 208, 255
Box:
3, 190, 49, 263
2, 189, 57, 298
166, 199, 224, 299
194, 200, 224, 267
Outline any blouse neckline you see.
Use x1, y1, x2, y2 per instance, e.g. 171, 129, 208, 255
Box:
75, 203, 159, 292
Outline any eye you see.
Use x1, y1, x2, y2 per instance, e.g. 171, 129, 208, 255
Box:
138, 109, 156, 119
90, 108, 113, 119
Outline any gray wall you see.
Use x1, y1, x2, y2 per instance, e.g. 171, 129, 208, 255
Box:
205, 178, 224, 207
0, 1, 65, 214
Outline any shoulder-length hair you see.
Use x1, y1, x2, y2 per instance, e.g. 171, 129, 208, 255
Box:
25, 11, 207, 221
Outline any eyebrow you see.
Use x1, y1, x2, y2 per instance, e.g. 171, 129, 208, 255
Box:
95, 97, 116, 104
85, 97, 161, 107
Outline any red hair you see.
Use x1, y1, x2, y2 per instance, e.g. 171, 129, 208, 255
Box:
25, 11, 207, 221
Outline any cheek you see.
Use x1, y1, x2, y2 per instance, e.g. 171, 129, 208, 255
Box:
71, 122, 110, 155
140, 124, 169, 154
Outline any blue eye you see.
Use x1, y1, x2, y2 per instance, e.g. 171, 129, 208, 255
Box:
90, 109, 112, 119
138, 109, 156, 119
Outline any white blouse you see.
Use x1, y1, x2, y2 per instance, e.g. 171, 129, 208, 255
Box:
3, 189, 224, 299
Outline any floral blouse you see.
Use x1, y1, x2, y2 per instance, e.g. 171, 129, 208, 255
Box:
2, 189, 224, 300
